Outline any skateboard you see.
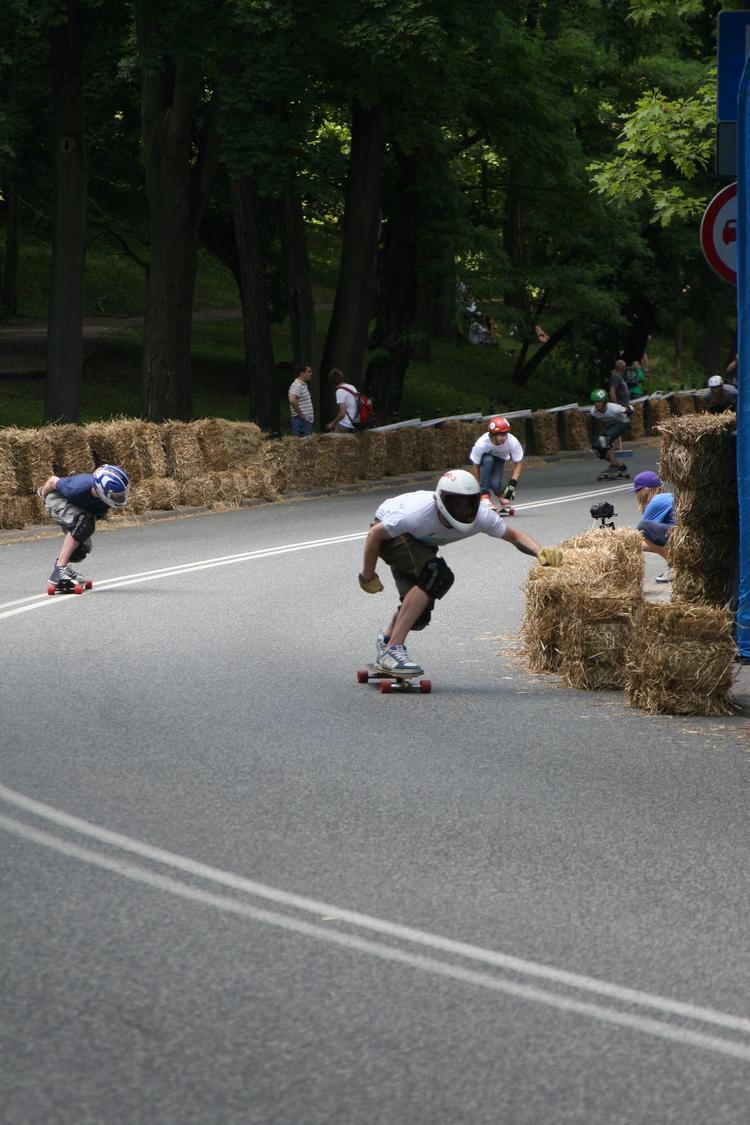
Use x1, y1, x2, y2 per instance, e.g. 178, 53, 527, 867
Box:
46, 577, 93, 596
495, 505, 515, 516
357, 663, 432, 694
596, 470, 629, 482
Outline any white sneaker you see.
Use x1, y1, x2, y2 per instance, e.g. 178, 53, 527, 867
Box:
376, 631, 390, 659
655, 570, 673, 583
376, 645, 423, 676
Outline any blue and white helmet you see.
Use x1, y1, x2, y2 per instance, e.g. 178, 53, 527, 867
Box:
92, 464, 130, 508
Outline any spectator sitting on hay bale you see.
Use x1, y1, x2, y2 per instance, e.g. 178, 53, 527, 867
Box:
631, 470, 675, 585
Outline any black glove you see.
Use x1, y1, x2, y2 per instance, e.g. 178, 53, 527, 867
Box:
502, 479, 517, 501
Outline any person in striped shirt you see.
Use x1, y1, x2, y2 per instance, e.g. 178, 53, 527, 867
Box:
288, 363, 314, 436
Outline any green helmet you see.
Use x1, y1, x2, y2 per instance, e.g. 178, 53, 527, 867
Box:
590, 388, 607, 403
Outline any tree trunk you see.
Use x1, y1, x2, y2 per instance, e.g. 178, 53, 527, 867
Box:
231, 175, 279, 433
2, 178, 19, 317
319, 98, 387, 399
365, 146, 422, 418
44, 0, 87, 424
279, 181, 316, 418
512, 320, 573, 387
137, 14, 218, 421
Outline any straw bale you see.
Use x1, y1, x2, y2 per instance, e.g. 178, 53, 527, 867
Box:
671, 393, 695, 416
671, 568, 732, 606
556, 526, 644, 596
0, 494, 45, 529
179, 475, 216, 507
261, 439, 292, 493
0, 433, 17, 495
306, 435, 341, 487
644, 397, 672, 435
6, 427, 55, 493
559, 590, 639, 691
191, 418, 231, 471
327, 434, 359, 484
531, 412, 559, 455
217, 420, 265, 467
418, 428, 449, 473
137, 423, 168, 478
84, 420, 148, 482
381, 429, 421, 477
161, 421, 206, 481
357, 431, 387, 481
627, 401, 645, 440
236, 465, 279, 500
129, 477, 180, 514
668, 522, 736, 577
438, 422, 475, 467
657, 413, 736, 492
626, 602, 735, 715
561, 410, 590, 451
47, 424, 94, 477
521, 567, 568, 673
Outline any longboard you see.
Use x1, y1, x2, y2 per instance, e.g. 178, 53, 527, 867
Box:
357, 664, 432, 694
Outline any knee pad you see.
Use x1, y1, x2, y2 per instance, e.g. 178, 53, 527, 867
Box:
69, 538, 92, 562
411, 601, 434, 631
70, 512, 95, 544
417, 556, 454, 599
593, 435, 612, 460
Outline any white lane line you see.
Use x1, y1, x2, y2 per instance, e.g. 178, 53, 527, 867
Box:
2, 811, 750, 1061
0, 485, 632, 619
1, 783, 748, 1039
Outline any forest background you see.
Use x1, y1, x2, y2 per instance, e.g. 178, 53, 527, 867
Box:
0, 0, 740, 434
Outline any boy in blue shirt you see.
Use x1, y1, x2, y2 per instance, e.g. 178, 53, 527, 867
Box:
631, 470, 674, 584
38, 464, 130, 591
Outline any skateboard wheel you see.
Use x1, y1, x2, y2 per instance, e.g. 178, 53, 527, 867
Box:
85, 580, 93, 590
47, 583, 56, 596
379, 680, 392, 694
73, 583, 83, 595
356, 670, 369, 683
419, 679, 432, 694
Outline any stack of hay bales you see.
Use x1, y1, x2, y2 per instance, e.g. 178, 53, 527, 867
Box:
562, 410, 590, 451
645, 396, 671, 435
658, 413, 737, 605
1, 427, 53, 527
626, 603, 736, 715
531, 411, 559, 455
522, 528, 643, 689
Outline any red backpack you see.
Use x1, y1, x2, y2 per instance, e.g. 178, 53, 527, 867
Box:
342, 384, 376, 430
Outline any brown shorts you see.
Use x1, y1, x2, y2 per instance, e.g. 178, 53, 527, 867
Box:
378, 531, 438, 600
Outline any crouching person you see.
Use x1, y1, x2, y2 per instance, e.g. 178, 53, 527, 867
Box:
38, 464, 130, 591
358, 469, 563, 674
631, 470, 675, 584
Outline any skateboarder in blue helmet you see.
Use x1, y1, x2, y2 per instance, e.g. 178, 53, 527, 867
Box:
38, 464, 130, 593
358, 469, 563, 676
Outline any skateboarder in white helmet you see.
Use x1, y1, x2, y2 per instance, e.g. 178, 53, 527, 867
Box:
358, 468, 563, 675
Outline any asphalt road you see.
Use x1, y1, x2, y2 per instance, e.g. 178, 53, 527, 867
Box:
2, 451, 749, 1125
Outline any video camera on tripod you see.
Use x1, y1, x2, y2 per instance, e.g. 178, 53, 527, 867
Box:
590, 501, 616, 530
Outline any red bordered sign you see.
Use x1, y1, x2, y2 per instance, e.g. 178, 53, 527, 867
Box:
700, 182, 737, 286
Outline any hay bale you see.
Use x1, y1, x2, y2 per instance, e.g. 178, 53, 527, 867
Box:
0, 433, 17, 495
0, 494, 45, 529
531, 412, 560, 456
626, 602, 736, 715
657, 413, 737, 494
236, 465, 279, 500
522, 566, 568, 672
191, 419, 232, 471
557, 527, 644, 597
627, 401, 645, 440
261, 439, 292, 493
306, 434, 342, 487
162, 422, 206, 481
179, 475, 216, 507
671, 392, 696, 416
559, 590, 639, 691
218, 421, 265, 467
418, 428, 448, 473
47, 424, 94, 477
129, 477, 180, 514
137, 423, 168, 478
358, 431, 387, 481
561, 410, 590, 451
5, 427, 55, 493
438, 422, 475, 467
85, 419, 148, 482
645, 397, 671, 435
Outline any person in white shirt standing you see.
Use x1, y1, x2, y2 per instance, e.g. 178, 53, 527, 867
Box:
358, 469, 563, 675
288, 363, 314, 437
589, 388, 632, 479
467, 415, 524, 514
326, 368, 358, 433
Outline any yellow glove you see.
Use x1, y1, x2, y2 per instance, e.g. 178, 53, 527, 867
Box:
359, 572, 384, 594
537, 546, 563, 567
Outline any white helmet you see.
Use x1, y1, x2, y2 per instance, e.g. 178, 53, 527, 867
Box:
435, 469, 481, 532
708, 375, 724, 388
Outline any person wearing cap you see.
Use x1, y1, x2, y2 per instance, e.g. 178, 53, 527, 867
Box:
467, 415, 524, 514
703, 375, 737, 414
631, 470, 675, 584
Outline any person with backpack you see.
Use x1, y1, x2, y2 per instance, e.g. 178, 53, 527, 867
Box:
326, 369, 374, 432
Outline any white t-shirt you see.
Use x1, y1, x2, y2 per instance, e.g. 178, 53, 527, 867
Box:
590, 402, 629, 423
335, 384, 358, 430
469, 432, 524, 465
375, 490, 507, 547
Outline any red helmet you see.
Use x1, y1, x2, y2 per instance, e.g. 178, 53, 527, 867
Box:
488, 415, 510, 434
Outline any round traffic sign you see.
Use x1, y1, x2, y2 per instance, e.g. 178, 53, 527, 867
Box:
700, 182, 737, 285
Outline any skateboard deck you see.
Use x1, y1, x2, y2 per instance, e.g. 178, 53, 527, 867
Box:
596, 471, 629, 482
357, 663, 432, 694
46, 578, 93, 596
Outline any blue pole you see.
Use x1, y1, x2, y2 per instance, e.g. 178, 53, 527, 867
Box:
737, 57, 750, 660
